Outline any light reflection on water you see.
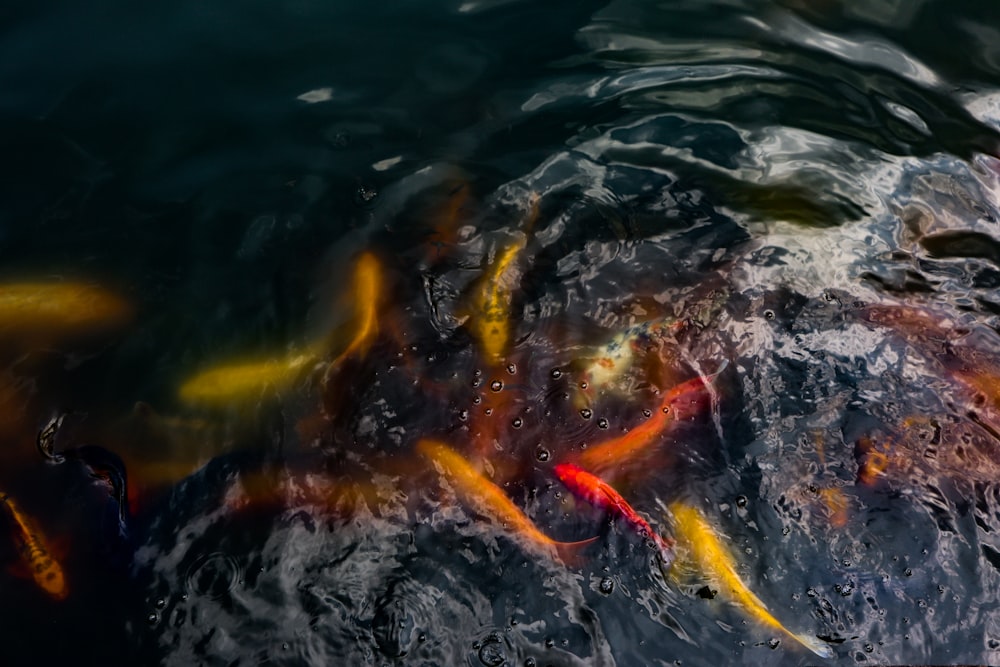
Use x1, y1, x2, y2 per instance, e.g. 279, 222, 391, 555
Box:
2, 1, 1000, 666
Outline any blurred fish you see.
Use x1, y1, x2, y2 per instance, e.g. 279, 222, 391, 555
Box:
575, 317, 685, 409
576, 364, 725, 475
0, 281, 132, 341
667, 502, 832, 659
418, 438, 593, 557
465, 193, 540, 363
181, 252, 385, 406
179, 351, 318, 405
0, 491, 68, 601
329, 252, 383, 367
554, 462, 674, 567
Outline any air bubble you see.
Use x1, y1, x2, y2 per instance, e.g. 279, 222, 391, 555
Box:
580, 409, 593, 420
579, 381, 589, 390
511, 418, 523, 429
735, 495, 748, 508
764, 309, 775, 320
599, 577, 614, 595
642, 409, 652, 418
536, 447, 550, 462
550, 368, 562, 379
146, 613, 158, 626
490, 380, 503, 392
155, 598, 166, 609
507, 364, 517, 375
597, 418, 609, 429
766, 638, 780, 650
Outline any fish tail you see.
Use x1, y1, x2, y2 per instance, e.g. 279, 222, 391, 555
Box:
553, 535, 599, 567
790, 631, 833, 659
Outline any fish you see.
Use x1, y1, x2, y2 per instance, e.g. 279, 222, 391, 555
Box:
0, 491, 68, 601
0, 281, 132, 342
554, 462, 674, 567
181, 252, 385, 406
466, 193, 540, 363
576, 364, 725, 474
417, 438, 593, 557
178, 351, 318, 405
667, 502, 832, 659
576, 317, 684, 408
329, 252, 382, 366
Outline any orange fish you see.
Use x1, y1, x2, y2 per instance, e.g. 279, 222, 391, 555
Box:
577, 365, 724, 474
330, 252, 382, 366
554, 462, 674, 567
418, 439, 592, 557
0, 491, 67, 600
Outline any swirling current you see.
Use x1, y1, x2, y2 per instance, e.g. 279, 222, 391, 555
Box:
2, 1, 1000, 666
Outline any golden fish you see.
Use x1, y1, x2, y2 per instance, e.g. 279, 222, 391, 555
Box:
0, 281, 132, 340
0, 491, 68, 600
467, 194, 539, 363
329, 252, 382, 366
668, 502, 832, 659
418, 438, 589, 556
178, 350, 317, 405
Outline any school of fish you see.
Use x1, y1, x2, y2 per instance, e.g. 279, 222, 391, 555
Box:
5, 183, 999, 662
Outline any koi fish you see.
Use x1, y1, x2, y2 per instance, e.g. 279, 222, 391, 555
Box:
178, 351, 317, 405
0, 491, 68, 600
667, 502, 832, 659
576, 318, 684, 407
554, 462, 674, 567
576, 364, 725, 474
466, 194, 540, 363
329, 252, 382, 366
0, 281, 132, 341
181, 253, 385, 406
417, 438, 592, 557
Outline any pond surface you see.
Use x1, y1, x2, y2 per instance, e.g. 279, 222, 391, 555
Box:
2, 1, 1000, 665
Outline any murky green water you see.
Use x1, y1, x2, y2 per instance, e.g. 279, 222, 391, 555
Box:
2, 1, 1000, 665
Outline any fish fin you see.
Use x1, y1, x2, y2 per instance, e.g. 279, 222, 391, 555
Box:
791, 632, 834, 659
553, 535, 599, 567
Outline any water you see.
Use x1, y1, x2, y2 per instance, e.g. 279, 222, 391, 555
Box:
2, 1, 1000, 665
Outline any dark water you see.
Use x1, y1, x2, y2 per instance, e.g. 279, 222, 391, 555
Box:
3, 1, 1000, 665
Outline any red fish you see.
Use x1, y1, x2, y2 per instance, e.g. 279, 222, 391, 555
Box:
554, 462, 674, 567
576, 365, 724, 474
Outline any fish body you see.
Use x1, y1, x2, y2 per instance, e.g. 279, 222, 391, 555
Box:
668, 502, 832, 659
554, 463, 674, 566
467, 194, 539, 363
417, 439, 583, 554
0, 492, 68, 600
577, 366, 723, 474
578, 318, 683, 401
179, 351, 316, 405
331, 252, 382, 365
0, 281, 132, 340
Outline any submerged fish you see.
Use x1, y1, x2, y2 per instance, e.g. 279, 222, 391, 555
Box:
576, 317, 684, 407
554, 462, 674, 567
466, 194, 540, 363
0, 281, 132, 341
668, 502, 832, 659
0, 491, 68, 601
178, 351, 317, 405
576, 365, 724, 474
181, 252, 386, 406
418, 438, 591, 557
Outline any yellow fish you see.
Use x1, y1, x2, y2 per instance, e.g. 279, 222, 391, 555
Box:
329, 251, 382, 366
0, 491, 68, 601
0, 281, 132, 341
467, 194, 539, 363
418, 438, 590, 557
668, 502, 832, 659
180, 252, 385, 406
178, 350, 317, 405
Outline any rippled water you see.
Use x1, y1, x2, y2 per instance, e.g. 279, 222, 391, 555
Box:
3, 1, 1000, 665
